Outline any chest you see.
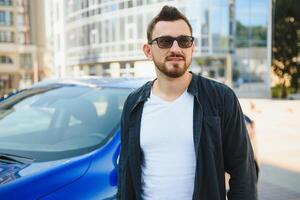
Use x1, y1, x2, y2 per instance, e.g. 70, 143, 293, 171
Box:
140, 93, 194, 150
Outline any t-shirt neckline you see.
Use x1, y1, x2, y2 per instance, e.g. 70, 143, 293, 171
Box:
150, 89, 188, 104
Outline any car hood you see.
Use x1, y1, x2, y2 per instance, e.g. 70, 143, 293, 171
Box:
0, 153, 93, 199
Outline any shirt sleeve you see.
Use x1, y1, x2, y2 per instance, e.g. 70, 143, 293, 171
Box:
222, 87, 258, 200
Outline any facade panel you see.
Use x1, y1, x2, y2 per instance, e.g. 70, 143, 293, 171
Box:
0, 0, 51, 97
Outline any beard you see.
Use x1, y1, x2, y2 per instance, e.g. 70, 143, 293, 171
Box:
153, 54, 191, 78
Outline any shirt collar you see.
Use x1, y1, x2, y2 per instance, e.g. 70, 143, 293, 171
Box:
137, 71, 200, 104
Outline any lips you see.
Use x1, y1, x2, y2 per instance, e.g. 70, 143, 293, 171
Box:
166, 56, 184, 61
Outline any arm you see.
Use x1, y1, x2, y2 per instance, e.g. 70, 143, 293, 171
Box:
223, 88, 258, 200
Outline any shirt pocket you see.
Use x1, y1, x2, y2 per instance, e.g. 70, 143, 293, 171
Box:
203, 116, 222, 151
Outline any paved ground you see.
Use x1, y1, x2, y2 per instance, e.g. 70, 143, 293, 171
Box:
240, 99, 300, 200
259, 181, 300, 200
258, 164, 300, 200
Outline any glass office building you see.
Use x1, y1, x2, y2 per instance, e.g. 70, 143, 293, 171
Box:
50, 0, 271, 97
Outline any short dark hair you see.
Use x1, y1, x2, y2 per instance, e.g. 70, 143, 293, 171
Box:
147, 5, 193, 42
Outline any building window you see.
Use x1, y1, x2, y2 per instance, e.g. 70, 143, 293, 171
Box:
19, 53, 32, 68
137, 0, 143, 6
126, 23, 136, 40
119, 17, 125, 41
90, 29, 98, 44
111, 19, 117, 41
119, 1, 125, 9
0, 31, 14, 43
104, 20, 109, 42
0, 0, 12, 6
97, 22, 102, 43
0, 11, 13, 26
89, 65, 96, 75
0, 56, 13, 64
137, 14, 143, 39
127, 0, 133, 8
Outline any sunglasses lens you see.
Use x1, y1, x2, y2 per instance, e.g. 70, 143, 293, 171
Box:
157, 37, 174, 49
153, 36, 194, 49
177, 36, 193, 48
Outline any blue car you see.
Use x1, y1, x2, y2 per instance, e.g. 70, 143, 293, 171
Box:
0, 78, 258, 199
0, 78, 146, 200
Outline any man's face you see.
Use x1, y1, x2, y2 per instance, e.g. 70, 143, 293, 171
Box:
143, 19, 195, 78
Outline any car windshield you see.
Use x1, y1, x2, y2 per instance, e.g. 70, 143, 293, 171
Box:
0, 84, 130, 161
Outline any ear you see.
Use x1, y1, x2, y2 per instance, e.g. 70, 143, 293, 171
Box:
143, 44, 153, 60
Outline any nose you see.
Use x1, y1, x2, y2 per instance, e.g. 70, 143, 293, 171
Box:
169, 40, 181, 53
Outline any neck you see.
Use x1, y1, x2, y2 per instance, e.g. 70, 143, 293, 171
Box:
152, 71, 192, 101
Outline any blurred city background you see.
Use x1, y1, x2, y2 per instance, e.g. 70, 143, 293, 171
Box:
0, 0, 299, 199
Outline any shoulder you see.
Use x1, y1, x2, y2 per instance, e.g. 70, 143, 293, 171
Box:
191, 74, 239, 118
196, 75, 235, 101
123, 80, 152, 111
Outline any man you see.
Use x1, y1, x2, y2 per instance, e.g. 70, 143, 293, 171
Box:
117, 5, 257, 200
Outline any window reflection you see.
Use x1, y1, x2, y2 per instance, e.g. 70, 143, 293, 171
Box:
233, 0, 269, 92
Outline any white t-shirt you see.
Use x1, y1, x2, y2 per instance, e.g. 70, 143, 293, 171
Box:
140, 90, 196, 200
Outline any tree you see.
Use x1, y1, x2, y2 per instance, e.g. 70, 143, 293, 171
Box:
272, 0, 300, 97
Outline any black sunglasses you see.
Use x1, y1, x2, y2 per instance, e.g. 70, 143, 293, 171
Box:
148, 35, 194, 49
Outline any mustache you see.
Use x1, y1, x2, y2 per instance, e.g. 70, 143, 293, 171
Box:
165, 53, 185, 61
